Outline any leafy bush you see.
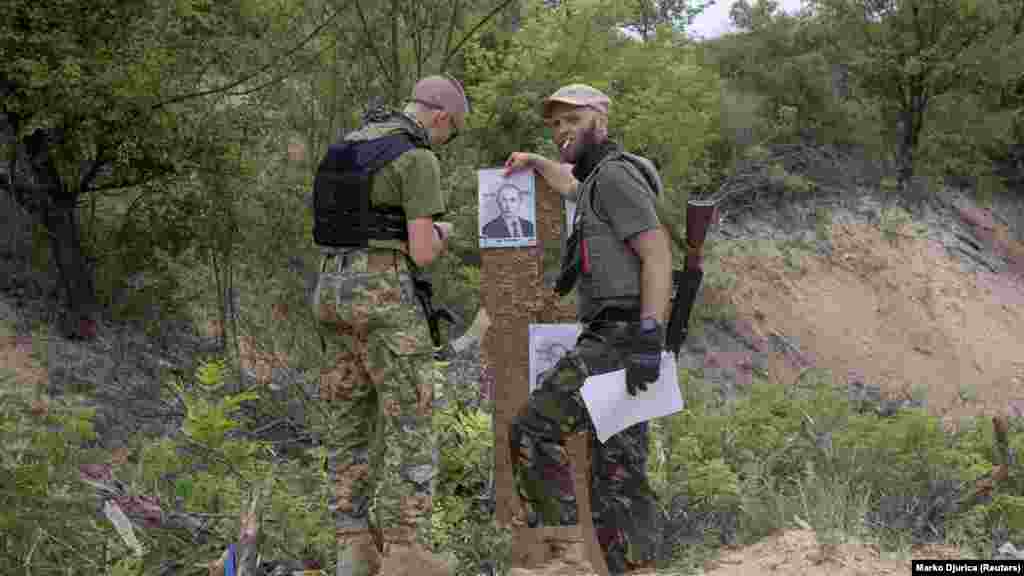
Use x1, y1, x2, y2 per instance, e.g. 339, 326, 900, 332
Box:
432, 389, 512, 575
0, 353, 340, 574
653, 366, 1024, 566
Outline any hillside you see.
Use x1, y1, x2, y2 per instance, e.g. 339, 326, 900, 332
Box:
3, 135, 1024, 576
4, 177, 1023, 575
686, 184, 1024, 427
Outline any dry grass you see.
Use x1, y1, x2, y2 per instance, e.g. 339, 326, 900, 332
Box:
0, 318, 46, 390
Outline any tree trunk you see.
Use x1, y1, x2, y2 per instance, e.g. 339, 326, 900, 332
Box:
43, 193, 98, 340
896, 123, 915, 192
897, 88, 926, 193
391, 0, 403, 106
7, 125, 99, 340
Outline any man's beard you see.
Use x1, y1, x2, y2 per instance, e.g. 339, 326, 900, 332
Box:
559, 118, 600, 164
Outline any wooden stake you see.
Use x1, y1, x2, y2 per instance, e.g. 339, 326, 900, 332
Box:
483, 174, 608, 575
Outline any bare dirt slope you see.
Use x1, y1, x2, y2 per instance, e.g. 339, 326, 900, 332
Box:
700, 189, 1024, 427
677, 189, 1023, 575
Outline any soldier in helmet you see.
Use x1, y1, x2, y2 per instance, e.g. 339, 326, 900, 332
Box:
503, 84, 672, 575
312, 75, 469, 576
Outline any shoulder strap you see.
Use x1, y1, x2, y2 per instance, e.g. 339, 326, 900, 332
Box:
599, 151, 689, 255
324, 132, 419, 175
313, 133, 420, 248
580, 151, 661, 224
611, 152, 663, 198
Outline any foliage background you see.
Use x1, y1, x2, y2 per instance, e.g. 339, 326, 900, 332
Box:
1, 0, 1023, 573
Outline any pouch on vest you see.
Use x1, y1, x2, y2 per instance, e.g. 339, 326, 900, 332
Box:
312, 134, 420, 248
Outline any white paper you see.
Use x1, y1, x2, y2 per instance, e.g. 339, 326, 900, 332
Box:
528, 323, 582, 393
580, 352, 684, 443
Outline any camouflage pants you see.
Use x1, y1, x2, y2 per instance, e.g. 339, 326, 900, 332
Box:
314, 251, 445, 551
510, 322, 663, 575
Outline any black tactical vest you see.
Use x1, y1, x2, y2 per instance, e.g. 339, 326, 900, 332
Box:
562, 151, 664, 321
311, 114, 430, 249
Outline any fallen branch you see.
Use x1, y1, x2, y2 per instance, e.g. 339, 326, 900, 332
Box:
954, 246, 1001, 273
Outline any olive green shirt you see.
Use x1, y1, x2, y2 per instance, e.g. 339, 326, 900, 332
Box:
591, 160, 661, 243
344, 114, 446, 252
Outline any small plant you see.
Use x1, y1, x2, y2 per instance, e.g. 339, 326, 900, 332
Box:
176, 358, 259, 451
959, 382, 978, 404
780, 240, 810, 273
432, 370, 512, 576
880, 205, 912, 244
910, 382, 929, 404
768, 162, 788, 192
815, 206, 833, 242
745, 144, 770, 162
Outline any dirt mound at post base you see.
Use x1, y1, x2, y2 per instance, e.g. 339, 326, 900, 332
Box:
698, 529, 962, 576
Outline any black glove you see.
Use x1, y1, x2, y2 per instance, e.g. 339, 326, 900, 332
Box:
626, 319, 665, 396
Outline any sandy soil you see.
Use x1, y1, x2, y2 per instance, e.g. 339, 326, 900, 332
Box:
696, 529, 963, 576
716, 215, 1024, 428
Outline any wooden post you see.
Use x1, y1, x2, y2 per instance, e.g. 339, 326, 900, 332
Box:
483, 175, 609, 575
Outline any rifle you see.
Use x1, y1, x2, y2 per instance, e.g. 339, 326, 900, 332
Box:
666, 268, 703, 357
411, 276, 463, 352
664, 199, 718, 357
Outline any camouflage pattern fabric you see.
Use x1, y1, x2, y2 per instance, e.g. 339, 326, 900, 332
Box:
314, 249, 446, 553
510, 322, 663, 575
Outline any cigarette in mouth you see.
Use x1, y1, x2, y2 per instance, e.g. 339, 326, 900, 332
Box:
561, 140, 571, 150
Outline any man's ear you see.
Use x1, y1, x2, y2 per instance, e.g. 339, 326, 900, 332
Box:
423, 110, 436, 128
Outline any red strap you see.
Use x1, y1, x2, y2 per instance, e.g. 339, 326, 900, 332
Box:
581, 237, 591, 274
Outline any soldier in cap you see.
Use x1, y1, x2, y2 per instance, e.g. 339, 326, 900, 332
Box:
503, 84, 672, 575
312, 75, 469, 576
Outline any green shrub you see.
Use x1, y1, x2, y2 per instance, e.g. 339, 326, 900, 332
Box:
433, 401, 512, 575
654, 367, 1024, 566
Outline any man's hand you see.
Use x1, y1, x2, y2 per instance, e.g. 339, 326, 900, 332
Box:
504, 152, 578, 199
625, 321, 664, 396
504, 152, 535, 176
434, 221, 454, 241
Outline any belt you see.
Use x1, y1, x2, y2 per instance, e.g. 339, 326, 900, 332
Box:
367, 250, 410, 273
589, 307, 642, 324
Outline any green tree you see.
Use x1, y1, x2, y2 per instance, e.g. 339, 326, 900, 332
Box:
623, 0, 718, 39
710, 0, 869, 148
0, 0, 325, 338
809, 0, 1006, 190
921, 0, 1024, 192
467, 0, 721, 190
